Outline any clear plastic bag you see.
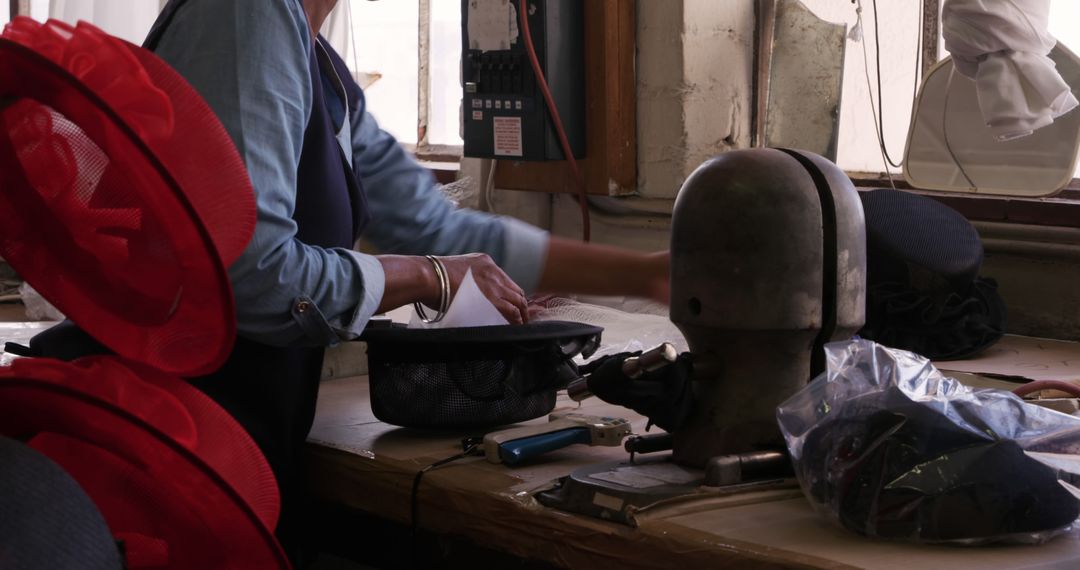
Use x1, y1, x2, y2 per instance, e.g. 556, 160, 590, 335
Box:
778, 339, 1080, 545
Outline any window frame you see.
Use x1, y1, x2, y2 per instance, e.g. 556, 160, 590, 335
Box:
845, 0, 1080, 227
414, 0, 463, 162
17, 2, 1075, 196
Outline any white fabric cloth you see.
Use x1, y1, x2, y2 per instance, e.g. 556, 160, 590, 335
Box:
943, 0, 1078, 141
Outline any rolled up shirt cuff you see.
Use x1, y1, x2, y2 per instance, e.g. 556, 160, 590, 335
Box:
327, 250, 386, 341
498, 217, 549, 295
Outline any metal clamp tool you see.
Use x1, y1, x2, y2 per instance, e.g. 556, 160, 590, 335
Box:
566, 342, 678, 402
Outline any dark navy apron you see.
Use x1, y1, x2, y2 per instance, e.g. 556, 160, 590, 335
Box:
145, 0, 372, 556
25, 0, 372, 559
145, 0, 373, 554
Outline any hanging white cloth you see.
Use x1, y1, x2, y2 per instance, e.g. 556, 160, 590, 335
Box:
942, 0, 1078, 141
321, 1, 354, 65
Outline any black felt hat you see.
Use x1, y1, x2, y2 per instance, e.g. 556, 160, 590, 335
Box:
858, 189, 1006, 360
361, 321, 603, 429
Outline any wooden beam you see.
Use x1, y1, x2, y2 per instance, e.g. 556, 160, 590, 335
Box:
417, 0, 431, 147
752, 0, 777, 148
922, 0, 940, 78
494, 0, 637, 196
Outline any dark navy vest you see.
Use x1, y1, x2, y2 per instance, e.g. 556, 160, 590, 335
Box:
145, 1, 369, 249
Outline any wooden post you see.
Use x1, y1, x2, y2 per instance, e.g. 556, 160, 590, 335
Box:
417, 0, 431, 148
752, 0, 777, 148
494, 0, 638, 196
922, 0, 940, 78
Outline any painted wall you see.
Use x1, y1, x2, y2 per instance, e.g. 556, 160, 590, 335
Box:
500, 0, 1080, 341
636, 0, 754, 198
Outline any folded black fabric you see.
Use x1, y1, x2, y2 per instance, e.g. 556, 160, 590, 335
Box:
23, 319, 112, 361
800, 387, 1080, 542
861, 276, 1006, 360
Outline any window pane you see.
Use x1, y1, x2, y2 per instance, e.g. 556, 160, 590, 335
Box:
1048, 3, 1080, 179
802, 1, 921, 174
29, 0, 49, 19
429, 0, 464, 147
344, 0, 420, 145
1049, 4, 1080, 53
46, 0, 160, 44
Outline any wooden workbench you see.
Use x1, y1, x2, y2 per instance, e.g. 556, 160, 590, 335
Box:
2, 314, 1078, 568
304, 374, 1080, 570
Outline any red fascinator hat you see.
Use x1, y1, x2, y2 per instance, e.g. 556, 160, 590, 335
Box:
0, 18, 287, 569
0, 356, 287, 568
0, 17, 255, 375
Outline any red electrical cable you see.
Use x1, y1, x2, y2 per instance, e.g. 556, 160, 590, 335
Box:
517, 0, 591, 242
1013, 380, 1080, 399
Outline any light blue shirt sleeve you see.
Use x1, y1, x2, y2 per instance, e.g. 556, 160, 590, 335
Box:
151, 0, 549, 348
352, 109, 549, 294
152, 0, 383, 347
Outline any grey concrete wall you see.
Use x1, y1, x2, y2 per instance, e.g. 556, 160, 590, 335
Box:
482, 2, 1080, 343
977, 222, 1080, 341
636, 0, 754, 198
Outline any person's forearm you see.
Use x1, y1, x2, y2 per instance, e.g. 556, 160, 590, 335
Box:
536, 236, 669, 303
376, 254, 530, 323
376, 255, 439, 313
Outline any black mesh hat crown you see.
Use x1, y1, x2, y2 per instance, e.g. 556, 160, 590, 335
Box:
362, 321, 602, 429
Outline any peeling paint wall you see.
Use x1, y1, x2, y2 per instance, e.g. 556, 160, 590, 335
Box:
487, 0, 756, 249
636, 0, 754, 199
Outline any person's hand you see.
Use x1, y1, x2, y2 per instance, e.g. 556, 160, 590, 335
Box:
376, 254, 527, 324
437, 253, 529, 324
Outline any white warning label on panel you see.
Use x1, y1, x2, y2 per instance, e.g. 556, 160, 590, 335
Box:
493, 116, 523, 157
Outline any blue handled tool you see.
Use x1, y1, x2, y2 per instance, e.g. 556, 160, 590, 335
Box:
484, 413, 632, 466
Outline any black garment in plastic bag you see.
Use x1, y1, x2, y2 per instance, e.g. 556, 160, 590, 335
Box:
778, 339, 1080, 544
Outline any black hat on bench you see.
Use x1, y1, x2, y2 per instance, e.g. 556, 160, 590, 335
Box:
857, 189, 1006, 360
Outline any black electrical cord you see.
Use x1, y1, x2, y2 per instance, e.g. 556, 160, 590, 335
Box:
409, 439, 483, 568
871, 0, 922, 170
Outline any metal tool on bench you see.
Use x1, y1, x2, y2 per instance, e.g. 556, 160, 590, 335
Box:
483, 412, 632, 466
537, 147, 866, 524
566, 343, 679, 402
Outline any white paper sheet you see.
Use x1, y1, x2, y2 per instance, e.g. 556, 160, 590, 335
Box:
409, 268, 509, 329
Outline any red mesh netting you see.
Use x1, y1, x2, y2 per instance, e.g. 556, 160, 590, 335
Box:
0, 18, 256, 375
